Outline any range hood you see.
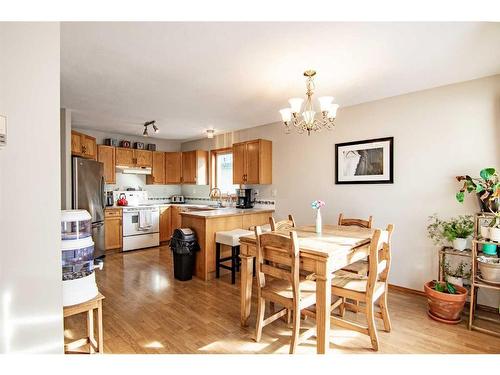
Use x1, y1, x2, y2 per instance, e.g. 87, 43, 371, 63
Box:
116, 165, 152, 175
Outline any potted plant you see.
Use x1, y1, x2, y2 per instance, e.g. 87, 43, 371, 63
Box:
424, 280, 467, 324
477, 256, 500, 283
443, 261, 471, 287
427, 214, 474, 251
456, 167, 500, 213
489, 213, 500, 243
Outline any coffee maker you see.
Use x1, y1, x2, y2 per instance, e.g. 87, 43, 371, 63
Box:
236, 188, 254, 209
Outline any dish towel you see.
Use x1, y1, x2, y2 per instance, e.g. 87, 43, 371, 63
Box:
138, 210, 153, 230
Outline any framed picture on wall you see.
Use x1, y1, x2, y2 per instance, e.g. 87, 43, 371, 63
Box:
335, 137, 394, 184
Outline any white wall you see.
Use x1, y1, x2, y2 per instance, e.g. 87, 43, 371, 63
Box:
0, 23, 63, 353
182, 75, 500, 306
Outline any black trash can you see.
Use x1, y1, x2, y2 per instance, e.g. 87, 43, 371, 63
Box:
169, 228, 200, 281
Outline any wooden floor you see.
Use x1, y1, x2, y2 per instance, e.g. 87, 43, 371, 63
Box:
64, 245, 500, 354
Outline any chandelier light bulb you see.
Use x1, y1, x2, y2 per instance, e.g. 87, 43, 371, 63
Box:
279, 108, 292, 122
303, 110, 316, 125
328, 103, 339, 119
153, 124, 159, 133
288, 98, 304, 114
318, 96, 334, 112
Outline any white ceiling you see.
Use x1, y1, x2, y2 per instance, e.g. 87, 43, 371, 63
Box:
61, 22, 500, 141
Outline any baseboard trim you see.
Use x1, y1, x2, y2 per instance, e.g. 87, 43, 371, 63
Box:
389, 283, 426, 297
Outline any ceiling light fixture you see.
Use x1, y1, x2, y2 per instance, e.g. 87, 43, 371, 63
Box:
206, 129, 215, 139
279, 70, 339, 136
143, 120, 158, 137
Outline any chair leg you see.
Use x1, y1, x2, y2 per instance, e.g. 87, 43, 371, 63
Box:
378, 291, 392, 332
366, 301, 379, 351
269, 301, 275, 314
235, 246, 240, 272
289, 305, 300, 354
339, 297, 346, 317
286, 309, 292, 324
231, 246, 236, 284
215, 243, 221, 279
255, 297, 266, 342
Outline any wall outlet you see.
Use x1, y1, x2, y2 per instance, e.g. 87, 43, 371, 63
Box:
271, 189, 277, 197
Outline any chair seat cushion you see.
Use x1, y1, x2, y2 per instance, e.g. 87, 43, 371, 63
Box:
215, 229, 253, 247
331, 270, 385, 295
262, 277, 317, 305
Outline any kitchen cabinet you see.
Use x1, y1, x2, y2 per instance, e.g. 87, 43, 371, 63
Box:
159, 206, 171, 242
97, 145, 116, 184
232, 139, 272, 184
146, 151, 166, 185
115, 147, 152, 168
71, 131, 97, 160
181, 150, 208, 185
105, 209, 122, 250
135, 149, 152, 167
115, 147, 135, 166
165, 152, 182, 184
170, 205, 184, 237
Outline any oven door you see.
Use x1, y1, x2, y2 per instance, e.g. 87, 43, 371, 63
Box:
123, 208, 159, 236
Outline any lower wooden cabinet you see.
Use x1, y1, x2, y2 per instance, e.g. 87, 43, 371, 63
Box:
159, 206, 171, 242
105, 209, 122, 250
170, 206, 184, 237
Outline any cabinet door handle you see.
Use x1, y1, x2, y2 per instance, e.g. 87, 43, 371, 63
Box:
82, 145, 87, 154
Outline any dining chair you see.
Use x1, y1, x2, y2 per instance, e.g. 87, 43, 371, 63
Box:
253, 226, 316, 354
338, 213, 373, 276
330, 224, 394, 351
270, 214, 296, 231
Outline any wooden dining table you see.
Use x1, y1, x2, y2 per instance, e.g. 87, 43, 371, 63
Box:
238, 224, 375, 354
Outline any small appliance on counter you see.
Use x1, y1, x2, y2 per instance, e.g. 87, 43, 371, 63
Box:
236, 188, 254, 209
117, 193, 128, 206
106, 191, 114, 206
171, 195, 185, 204
61, 210, 102, 306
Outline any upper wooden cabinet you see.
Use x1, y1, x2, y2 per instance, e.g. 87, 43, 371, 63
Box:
97, 145, 116, 184
115, 148, 152, 168
71, 131, 97, 160
182, 150, 208, 185
232, 139, 272, 184
165, 152, 182, 184
146, 151, 166, 185
115, 147, 134, 166
135, 149, 152, 167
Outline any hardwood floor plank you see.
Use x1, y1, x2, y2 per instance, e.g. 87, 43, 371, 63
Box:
63, 245, 500, 354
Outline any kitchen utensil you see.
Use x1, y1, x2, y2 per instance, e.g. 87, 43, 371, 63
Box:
117, 193, 128, 206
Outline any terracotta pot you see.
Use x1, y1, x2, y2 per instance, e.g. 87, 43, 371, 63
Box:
424, 281, 467, 323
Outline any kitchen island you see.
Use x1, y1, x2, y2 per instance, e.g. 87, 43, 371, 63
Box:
180, 207, 274, 280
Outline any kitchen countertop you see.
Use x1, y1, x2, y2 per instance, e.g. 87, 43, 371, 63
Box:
179, 207, 275, 219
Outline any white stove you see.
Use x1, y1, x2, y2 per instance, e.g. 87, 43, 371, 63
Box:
111, 191, 160, 251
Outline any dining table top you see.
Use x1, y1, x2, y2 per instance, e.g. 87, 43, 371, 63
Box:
239, 224, 375, 259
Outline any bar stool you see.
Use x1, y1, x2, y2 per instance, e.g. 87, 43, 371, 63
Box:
215, 228, 253, 284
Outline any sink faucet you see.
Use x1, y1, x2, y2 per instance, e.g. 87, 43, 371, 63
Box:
209, 188, 223, 208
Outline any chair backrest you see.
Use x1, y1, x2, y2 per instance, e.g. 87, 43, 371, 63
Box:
269, 214, 296, 231
254, 226, 300, 299
338, 213, 373, 229
366, 224, 394, 295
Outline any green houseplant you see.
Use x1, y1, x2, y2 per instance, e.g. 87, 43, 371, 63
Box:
424, 280, 467, 324
427, 214, 474, 251
456, 167, 500, 213
443, 261, 471, 287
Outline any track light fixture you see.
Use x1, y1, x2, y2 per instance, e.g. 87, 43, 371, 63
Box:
143, 120, 159, 137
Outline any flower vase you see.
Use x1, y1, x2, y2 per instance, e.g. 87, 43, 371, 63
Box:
315, 209, 322, 234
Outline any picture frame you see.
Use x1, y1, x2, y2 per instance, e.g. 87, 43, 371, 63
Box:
335, 137, 394, 184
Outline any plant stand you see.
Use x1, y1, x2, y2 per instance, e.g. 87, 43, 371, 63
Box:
438, 247, 472, 284
468, 212, 500, 338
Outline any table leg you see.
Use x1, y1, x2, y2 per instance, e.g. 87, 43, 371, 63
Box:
316, 273, 332, 354
87, 308, 95, 354
240, 253, 254, 327
97, 299, 104, 353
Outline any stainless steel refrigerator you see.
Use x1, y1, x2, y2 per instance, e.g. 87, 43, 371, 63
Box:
72, 157, 106, 259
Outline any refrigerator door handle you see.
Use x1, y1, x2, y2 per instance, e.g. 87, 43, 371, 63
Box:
100, 176, 105, 210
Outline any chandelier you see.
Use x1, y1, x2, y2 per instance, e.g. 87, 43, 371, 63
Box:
279, 70, 339, 136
